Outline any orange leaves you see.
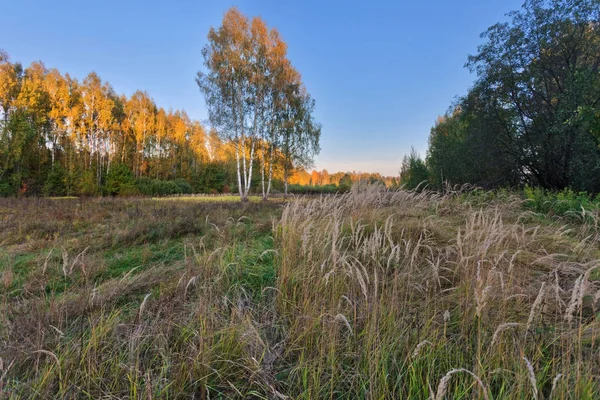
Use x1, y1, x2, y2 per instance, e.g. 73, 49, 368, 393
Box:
0, 49, 227, 189
16, 62, 51, 123
155, 108, 168, 142
125, 90, 155, 145
0, 55, 20, 112
44, 69, 70, 127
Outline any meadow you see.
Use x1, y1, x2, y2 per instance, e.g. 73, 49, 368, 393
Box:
1, 185, 600, 399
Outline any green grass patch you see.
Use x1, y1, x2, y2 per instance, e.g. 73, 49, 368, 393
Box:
222, 235, 276, 303
103, 240, 185, 280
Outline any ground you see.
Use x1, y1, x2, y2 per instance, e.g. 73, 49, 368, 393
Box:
1, 187, 599, 398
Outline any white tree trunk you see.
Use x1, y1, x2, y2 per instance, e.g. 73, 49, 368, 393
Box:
266, 143, 274, 200
244, 139, 256, 200
235, 140, 243, 200
260, 141, 266, 199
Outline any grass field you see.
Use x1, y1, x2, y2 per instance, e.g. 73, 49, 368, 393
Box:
151, 195, 277, 203
1, 185, 600, 398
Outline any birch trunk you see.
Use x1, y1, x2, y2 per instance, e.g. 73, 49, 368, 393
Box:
260, 141, 266, 199
266, 143, 274, 200
235, 139, 243, 200
241, 136, 248, 201
244, 139, 255, 201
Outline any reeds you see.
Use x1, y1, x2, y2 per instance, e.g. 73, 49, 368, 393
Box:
1, 186, 599, 398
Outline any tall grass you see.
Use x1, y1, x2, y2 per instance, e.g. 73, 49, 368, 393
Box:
1, 185, 599, 398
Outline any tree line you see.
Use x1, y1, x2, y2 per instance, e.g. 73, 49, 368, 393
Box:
401, 0, 600, 194
290, 168, 399, 189
0, 50, 239, 197
0, 7, 324, 199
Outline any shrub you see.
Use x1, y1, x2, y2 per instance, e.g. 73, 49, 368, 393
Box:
523, 185, 599, 217
0, 180, 14, 197
43, 167, 67, 197
104, 164, 136, 196
174, 178, 193, 194
77, 170, 99, 196
286, 184, 340, 195
135, 178, 185, 196
195, 162, 231, 193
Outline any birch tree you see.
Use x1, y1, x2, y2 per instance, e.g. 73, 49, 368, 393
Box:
79, 73, 114, 185
197, 8, 257, 201
125, 90, 155, 178
281, 89, 321, 197
197, 7, 321, 201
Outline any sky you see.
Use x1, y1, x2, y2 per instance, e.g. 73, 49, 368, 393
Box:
1, 0, 524, 176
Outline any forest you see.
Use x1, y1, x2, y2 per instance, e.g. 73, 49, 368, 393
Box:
401, 0, 600, 196
0, 8, 394, 200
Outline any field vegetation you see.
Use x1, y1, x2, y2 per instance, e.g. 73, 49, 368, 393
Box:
1, 0, 600, 398
1, 185, 600, 398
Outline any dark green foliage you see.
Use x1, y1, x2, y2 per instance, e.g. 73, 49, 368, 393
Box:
104, 163, 137, 196
43, 166, 67, 197
134, 177, 198, 196
286, 183, 340, 194
338, 173, 353, 191
400, 148, 430, 190
0, 180, 13, 197
0, 109, 47, 196
425, 0, 600, 194
195, 161, 231, 193
77, 169, 99, 197
523, 185, 600, 217
427, 101, 520, 189
465, 0, 600, 191
135, 178, 183, 196
173, 178, 193, 194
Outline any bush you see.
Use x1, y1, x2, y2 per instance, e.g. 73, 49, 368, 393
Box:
118, 183, 140, 197
195, 162, 231, 193
43, 167, 67, 197
104, 164, 136, 196
523, 186, 600, 217
0, 180, 14, 197
174, 178, 193, 194
287, 184, 340, 195
338, 174, 353, 192
77, 170, 99, 196
135, 178, 185, 196
160, 181, 181, 195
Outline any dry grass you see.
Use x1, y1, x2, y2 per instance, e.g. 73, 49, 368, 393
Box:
1, 185, 599, 398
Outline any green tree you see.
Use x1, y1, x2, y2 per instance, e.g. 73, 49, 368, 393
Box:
427, 95, 520, 189
280, 91, 321, 197
43, 165, 67, 196
400, 148, 430, 190
104, 163, 136, 196
338, 173, 353, 191
465, 0, 600, 191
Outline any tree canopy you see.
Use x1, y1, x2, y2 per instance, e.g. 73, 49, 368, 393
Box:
0, 52, 233, 196
0, 9, 324, 198
197, 8, 320, 201
417, 0, 600, 193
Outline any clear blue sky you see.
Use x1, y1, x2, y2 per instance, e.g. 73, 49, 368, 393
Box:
1, 0, 523, 176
